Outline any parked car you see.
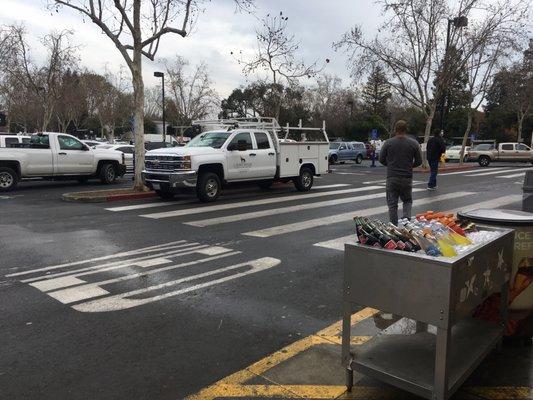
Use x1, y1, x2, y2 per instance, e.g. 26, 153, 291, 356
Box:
445, 146, 470, 162
468, 142, 533, 166
329, 142, 363, 164
96, 144, 135, 173
0, 132, 127, 191
350, 142, 367, 163
82, 139, 107, 148
142, 117, 329, 201
0, 135, 31, 147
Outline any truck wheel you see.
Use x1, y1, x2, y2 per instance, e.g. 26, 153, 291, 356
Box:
294, 167, 313, 192
258, 180, 273, 190
0, 167, 18, 192
155, 189, 175, 199
99, 163, 117, 184
355, 154, 363, 164
197, 172, 221, 202
329, 155, 337, 164
478, 156, 490, 167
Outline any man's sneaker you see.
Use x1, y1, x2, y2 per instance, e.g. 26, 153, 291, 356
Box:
427, 186, 437, 191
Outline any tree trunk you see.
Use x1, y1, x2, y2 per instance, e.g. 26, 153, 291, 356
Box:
421, 106, 435, 168
517, 111, 524, 143
459, 110, 473, 165
132, 55, 145, 191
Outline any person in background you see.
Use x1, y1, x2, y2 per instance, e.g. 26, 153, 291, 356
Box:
426, 130, 447, 190
379, 120, 423, 225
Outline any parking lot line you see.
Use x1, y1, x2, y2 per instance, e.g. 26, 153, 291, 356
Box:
496, 172, 526, 179
438, 167, 507, 176
105, 200, 190, 212
141, 186, 384, 219
465, 167, 531, 177
185, 189, 424, 227
243, 192, 473, 238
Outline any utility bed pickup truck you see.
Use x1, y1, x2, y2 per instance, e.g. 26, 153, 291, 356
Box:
468, 142, 533, 167
0, 132, 127, 191
142, 117, 330, 202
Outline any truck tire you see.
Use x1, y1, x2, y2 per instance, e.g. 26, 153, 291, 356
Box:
155, 188, 175, 199
329, 154, 337, 164
0, 167, 18, 192
99, 162, 117, 184
478, 156, 491, 167
197, 172, 221, 202
355, 154, 363, 164
294, 167, 313, 192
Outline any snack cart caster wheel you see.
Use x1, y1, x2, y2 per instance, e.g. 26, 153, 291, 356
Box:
345, 368, 353, 392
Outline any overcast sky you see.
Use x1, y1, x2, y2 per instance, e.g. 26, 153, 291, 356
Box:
0, 0, 385, 97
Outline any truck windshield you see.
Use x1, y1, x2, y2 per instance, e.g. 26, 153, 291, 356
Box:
187, 131, 231, 149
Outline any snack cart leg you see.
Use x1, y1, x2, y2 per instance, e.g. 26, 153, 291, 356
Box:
342, 301, 354, 391
434, 327, 451, 400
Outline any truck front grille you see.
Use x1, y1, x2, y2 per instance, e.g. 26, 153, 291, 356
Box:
145, 155, 188, 171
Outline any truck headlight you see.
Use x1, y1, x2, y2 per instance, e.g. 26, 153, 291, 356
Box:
180, 155, 191, 170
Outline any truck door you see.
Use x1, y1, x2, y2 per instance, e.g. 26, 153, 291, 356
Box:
55, 135, 94, 174
250, 132, 277, 179
25, 135, 54, 176
516, 143, 532, 162
499, 143, 515, 161
226, 132, 254, 181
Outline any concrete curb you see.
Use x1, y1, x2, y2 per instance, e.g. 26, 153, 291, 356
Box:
62, 190, 156, 203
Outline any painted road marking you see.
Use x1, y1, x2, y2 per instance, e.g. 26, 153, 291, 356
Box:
465, 167, 532, 177
496, 172, 526, 179
186, 189, 425, 227
438, 167, 508, 176
186, 307, 531, 399
21, 242, 209, 284
72, 257, 280, 312
313, 194, 523, 252
9, 240, 280, 312
105, 200, 190, 212
141, 186, 384, 219
243, 191, 473, 238
6, 240, 188, 277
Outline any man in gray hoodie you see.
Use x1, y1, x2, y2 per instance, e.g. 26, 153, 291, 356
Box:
379, 120, 423, 225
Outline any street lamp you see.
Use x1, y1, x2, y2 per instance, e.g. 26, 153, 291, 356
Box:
439, 16, 468, 134
153, 71, 166, 142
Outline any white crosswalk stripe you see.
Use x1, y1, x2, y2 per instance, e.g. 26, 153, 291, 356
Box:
186, 189, 425, 227
141, 186, 383, 219
496, 172, 526, 179
243, 191, 474, 238
464, 167, 532, 177
313, 194, 523, 251
438, 167, 508, 176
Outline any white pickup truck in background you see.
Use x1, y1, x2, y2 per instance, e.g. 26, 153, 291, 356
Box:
0, 132, 127, 191
142, 117, 330, 201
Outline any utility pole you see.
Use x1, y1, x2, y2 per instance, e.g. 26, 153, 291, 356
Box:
154, 71, 166, 143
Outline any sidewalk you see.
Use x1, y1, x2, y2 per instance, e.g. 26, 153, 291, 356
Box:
62, 187, 155, 203
187, 308, 532, 400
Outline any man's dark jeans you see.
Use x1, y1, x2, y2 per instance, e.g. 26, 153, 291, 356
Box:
428, 160, 439, 188
386, 176, 413, 225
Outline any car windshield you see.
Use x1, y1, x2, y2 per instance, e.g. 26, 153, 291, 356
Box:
187, 131, 231, 149
329, 143, 340, 149
448, 146, 461, 150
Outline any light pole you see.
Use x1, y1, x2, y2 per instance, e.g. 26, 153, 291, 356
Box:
154, 71, 166, 143
439, 16, 468, 135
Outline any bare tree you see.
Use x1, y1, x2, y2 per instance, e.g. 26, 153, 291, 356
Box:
144, 85, 162, 119
457, 1, 528, 163
234, 12, 327, 118
7, 28, 78, 131
164, 56, 218, 125
52, 0, 252, 190
100, 67, 132, 143
56, 70, 86, 132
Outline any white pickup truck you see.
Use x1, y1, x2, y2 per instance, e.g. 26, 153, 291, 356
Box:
0, 132, 127, 191
142, 118, 330, 201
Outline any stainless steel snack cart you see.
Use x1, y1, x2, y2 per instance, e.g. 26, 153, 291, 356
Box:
341, 228, 514, 400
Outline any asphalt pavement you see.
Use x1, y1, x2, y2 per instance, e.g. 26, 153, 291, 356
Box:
0, 161, 530, 400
